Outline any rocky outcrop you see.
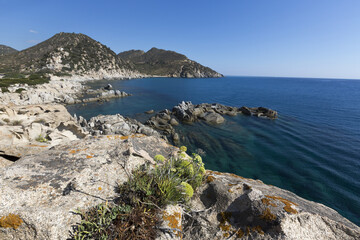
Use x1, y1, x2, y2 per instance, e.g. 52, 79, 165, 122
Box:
118, 47, 223, 78
77, 113, 160, 138
0, 135, 177, 239
145, 101, 278, 142
0, 104, 86, 160
240, 106, 278, 119
179, 170, 360, 239
0, 80, 84, 105
0, 135, 359, 239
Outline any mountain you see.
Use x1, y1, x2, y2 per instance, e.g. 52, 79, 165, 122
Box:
0, 32, 222, 79
118, 47, 223, 78
0, 45, 18, 56
0, 32, 139, 79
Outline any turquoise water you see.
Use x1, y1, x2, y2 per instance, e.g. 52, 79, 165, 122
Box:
67, 76, 360, 226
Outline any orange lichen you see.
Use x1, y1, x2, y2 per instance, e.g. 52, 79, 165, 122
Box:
228, 189, 234, 193
219, 211, 232, 232
260, 208, 277, 222
261, 198, 277, 207
265, 195, 298, 214
27, 144, 47, 148
252, 225, 264, 235
0, 214, 23, 229
106, 134, 146, 141
236, 228, 244, 238
223, 232, 230, 238
98, 187, 102, 191
246, 226, 250, 235
86, 155, 93, 159
162, 211, 182, 237
206, 175, 216, 183
68, 148, 88, 154
228, 183, 237, 186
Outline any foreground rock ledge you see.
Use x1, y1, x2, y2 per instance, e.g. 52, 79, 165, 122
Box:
0, 135, 177, 239
0, 135, 359, 239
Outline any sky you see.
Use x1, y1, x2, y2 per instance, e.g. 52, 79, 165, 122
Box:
1, 0, 360, 79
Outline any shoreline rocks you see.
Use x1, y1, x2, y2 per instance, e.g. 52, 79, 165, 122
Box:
0, 134, 359, 239
145, 101, 278, 143
76, 113, 161, 138
0, 104, 87, 160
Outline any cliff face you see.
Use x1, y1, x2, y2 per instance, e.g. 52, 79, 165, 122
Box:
0, 33, 142, 79
118, 47, 223, 78
0, 45, 18, 57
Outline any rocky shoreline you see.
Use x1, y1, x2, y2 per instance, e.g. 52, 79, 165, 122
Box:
144, 101, 277, 143
0, 99, 360, 238
0, 79, 132, 106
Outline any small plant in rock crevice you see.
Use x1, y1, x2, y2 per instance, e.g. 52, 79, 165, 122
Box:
72, 146, 206, 240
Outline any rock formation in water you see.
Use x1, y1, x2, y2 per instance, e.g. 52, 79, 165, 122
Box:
144, 101, 277, 142
118, 48, 223, 78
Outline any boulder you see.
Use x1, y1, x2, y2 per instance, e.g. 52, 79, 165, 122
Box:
0, 104, 87, 159
0, 135, 178, 239
169, 118, 179, 126
145, 110, 155, 114
180, 171, 360, 239
200, 112, 225, 124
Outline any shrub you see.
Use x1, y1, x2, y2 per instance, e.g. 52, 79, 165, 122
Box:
72, 147, 206, 239
1, 87, 9, 93
154, 154, 165, 163
15, 88, 26, 94
72, 203, 132, 240
35, 134, 49, 143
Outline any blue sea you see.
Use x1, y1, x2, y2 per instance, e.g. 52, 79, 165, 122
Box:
67, 76, 360, 226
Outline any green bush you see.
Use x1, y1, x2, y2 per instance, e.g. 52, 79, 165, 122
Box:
15, 88, 26, 94
73, 203, 131, 240
72, 147, 206, 239
1, 87, 9, 93
119, 149, 206, 206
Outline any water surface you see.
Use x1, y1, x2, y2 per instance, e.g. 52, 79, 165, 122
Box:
67, 76, 360, 225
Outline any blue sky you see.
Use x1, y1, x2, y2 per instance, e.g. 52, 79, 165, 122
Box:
1, 0, 360, 79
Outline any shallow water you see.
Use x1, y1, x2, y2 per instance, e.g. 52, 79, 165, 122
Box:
67, 76, 360, 225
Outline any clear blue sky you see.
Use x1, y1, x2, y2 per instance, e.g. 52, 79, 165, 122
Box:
1, 0, 360, 79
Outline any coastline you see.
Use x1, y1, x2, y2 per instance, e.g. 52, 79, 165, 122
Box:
0, 76, 360, 239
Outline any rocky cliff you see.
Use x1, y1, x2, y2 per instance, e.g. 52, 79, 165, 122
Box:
118, 48, 223, 78
0, 45, 18, 57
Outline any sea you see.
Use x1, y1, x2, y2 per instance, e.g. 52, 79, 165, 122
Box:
66, 76, 360, 226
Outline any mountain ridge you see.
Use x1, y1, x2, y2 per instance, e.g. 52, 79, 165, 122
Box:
118, 47, 223, 78
0, 45, 18, 57
0, 32, 222, 79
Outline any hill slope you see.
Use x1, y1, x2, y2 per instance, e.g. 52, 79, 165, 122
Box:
118, 47, 223, 78
0, 33, 222, 79
0, 45, 18, 56
0, 33, 140, 79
